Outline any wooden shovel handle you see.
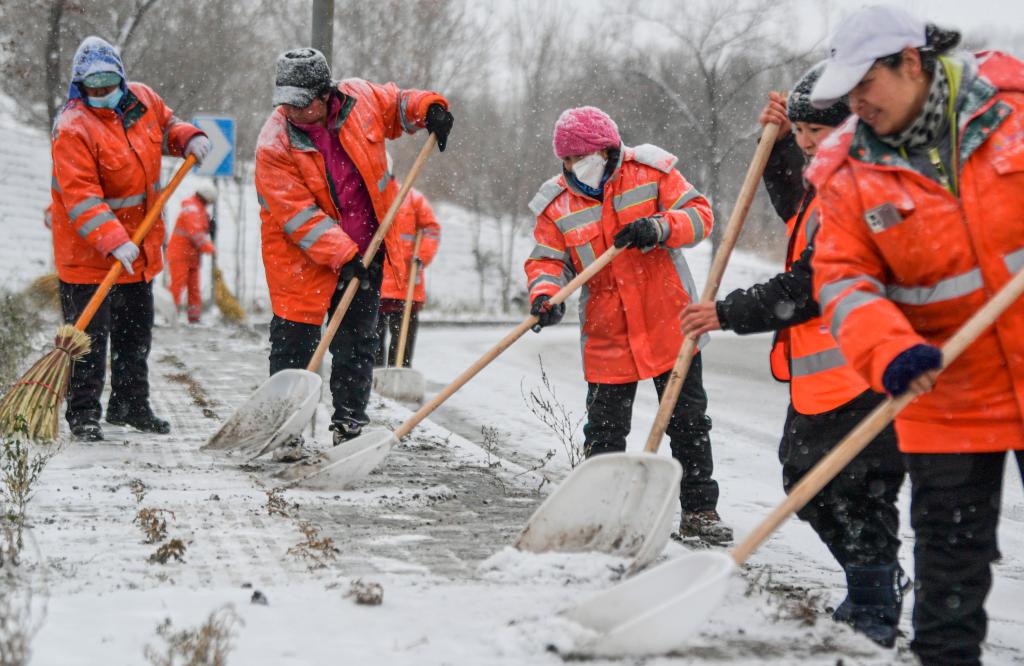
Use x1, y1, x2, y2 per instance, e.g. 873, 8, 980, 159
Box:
307, 134, 437, 372
395, 245, 623, 440
396, 230, 423, 367
643, 123, 780, 453
731, 264, 1024, 565
73, 154, 198, 331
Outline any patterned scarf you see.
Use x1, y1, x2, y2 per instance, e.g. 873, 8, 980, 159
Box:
878, 62, 951, 150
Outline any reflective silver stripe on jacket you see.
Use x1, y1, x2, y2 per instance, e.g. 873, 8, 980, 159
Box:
400, 233, 417, 241
399, 96, 417, 133
104, 192, 146, 209
554, 205, 602, 234
666, 187, 701, 211
682, 208, 705, 247
804, 210, 820, 243
886, 268, 983, 305
68, 196, 104, 221
666, 247, 709, 350
819, 275, 885, 309
284, 205, 320, 235
529, 244, 564, 261
377, 172, 388, 192
297, 217, 336, 250
529, 274, 565, 292
257, 193, 269, 211
613, 182, 658, 211
791, 348, 846, 377
830, 290, 884, 339
51, 176, 61, 193
529, 178, 565, 216
77, 211, 116, 238
422, 228, 441, 240
575, 243, 597, 268
1004, 247, 1024, 274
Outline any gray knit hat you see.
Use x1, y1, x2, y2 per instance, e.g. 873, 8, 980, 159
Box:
273, 48, 332, 107
788, 61, 850, 127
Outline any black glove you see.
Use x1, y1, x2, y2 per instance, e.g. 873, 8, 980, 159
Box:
613, 216, 664, 250
425, 104, 454, 152
530, 294, 565, 332
339, 255, 370, 290
882, 343, 942, 396
208, 216, 217, 242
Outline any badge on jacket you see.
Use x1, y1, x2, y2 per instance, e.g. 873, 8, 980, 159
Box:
864, 203, 904, 233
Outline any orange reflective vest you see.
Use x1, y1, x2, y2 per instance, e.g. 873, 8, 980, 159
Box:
166, 194, 215, 265
380, 187, 440, 302
255, 79, 447, 325
50, 83, 203, 284
525, 145, 714, 384
810, 51, 1024, 454
769, 195, 869, 414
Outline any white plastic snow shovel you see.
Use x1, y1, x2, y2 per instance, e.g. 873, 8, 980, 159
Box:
565, 264, 1024, 657
275, 245, 625, 489
372, 230, 425, 403
202, 135, 437, 459
515, 123, 782, 572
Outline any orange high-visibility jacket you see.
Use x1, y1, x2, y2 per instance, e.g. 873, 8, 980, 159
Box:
770, 195, 869, 414
380, 187, 440, 302
810, 51, 1024, 454
50, 83, 203, 284
166, 194, 215, 265
525, 145, 714, 384
255, 79, 447, 325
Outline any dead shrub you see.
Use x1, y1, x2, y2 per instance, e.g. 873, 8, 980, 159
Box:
134, 508, 175, 544
286, 522, 338, 570
522, 357, 585, 468
149, 539, 187, 565
144, 605, 241, 666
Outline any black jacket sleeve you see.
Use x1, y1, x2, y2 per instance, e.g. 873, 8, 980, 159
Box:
762, 133, 807, 221
715, 240, 820, 335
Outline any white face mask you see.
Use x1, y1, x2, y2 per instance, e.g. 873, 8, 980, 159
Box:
86, 88, 123, 110
571, 153, 607, 189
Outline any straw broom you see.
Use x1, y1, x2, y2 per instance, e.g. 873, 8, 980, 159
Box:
212, 259, 245, 324
0, 155, 197, 441
25, 272, 60, 309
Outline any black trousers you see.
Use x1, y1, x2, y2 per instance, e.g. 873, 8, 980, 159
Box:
907, 449, 1024, 666
59, 280, 154, 427
584, 353, 718, 512
269, 260, 382, 426
779, 390, 905, 567
373, 302, 420, 368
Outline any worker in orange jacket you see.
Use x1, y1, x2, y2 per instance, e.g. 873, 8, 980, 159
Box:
525, 106, 730, 545
681, 68, 906, 647
51, 36, 208, 441
808, 7, 1024, 664
255, 48, 452, 452
167, 184, 217, 323
375, 157, 440, 368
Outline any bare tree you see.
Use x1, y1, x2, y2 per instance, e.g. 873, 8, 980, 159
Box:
624, 0, 817, 255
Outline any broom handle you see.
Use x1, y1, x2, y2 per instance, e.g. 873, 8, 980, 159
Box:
731, 264, 1024, 565
307, 134, 436, 372
73, 155, 198, 331
395, 230, 423, 367
395, 246, 624, 440
643, 123, 780, 454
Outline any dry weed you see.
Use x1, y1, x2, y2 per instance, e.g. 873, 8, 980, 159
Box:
129, 478, 147, 503
149, 539, 187, 565
144, 605, 241, 666
264, 488, 289, 518
346, 579, 383, 606
134, 508, 175, 544
286, 522, 338, 570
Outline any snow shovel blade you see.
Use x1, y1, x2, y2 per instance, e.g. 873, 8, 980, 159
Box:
564, 551, 735, 657
275, 430, 399, 489
515, 453, 682, 571
372, 367, 425, 404
202, 369, 322, 459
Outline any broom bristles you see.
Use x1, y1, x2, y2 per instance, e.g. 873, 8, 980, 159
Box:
24, 272, 61, 309
0, 324, 90, 441
213, 266, 245, 324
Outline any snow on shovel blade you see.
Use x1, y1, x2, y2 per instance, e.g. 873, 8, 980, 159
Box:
372, 367, 425, 404
274, 430, 399, 490
202, 369, 322, 459
515, 453, 682, 572
564, 551, 735, 657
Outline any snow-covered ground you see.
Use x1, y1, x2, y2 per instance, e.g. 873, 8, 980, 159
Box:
2, 113, 1023, 665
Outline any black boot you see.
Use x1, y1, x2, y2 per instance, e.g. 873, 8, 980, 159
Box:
70, 421, 104, 442
106, 403, 171, 434
840, 562, 903, 648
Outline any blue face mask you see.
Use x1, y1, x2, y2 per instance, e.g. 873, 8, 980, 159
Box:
86, 88, 123, 110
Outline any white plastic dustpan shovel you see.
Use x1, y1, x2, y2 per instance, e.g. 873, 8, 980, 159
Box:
564, 263, 1024, 656
201, 135, 436, 459
373, 230, 426, 404
279, 245, 626, 489
514, 124, 783, 572
515, 453, 681, 572
202, 369, 321, 459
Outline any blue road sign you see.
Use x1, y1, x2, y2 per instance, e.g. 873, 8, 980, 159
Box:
191, 115, 235, 178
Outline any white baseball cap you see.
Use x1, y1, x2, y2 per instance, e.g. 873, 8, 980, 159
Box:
810, 5, 926, 109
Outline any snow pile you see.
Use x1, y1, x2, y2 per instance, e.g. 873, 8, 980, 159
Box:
479, 546, 629, 586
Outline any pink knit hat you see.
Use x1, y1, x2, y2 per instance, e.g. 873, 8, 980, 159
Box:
552, 106, 621, 159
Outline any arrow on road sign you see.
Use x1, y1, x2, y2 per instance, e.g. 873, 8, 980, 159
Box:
191, 116, 235, 178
